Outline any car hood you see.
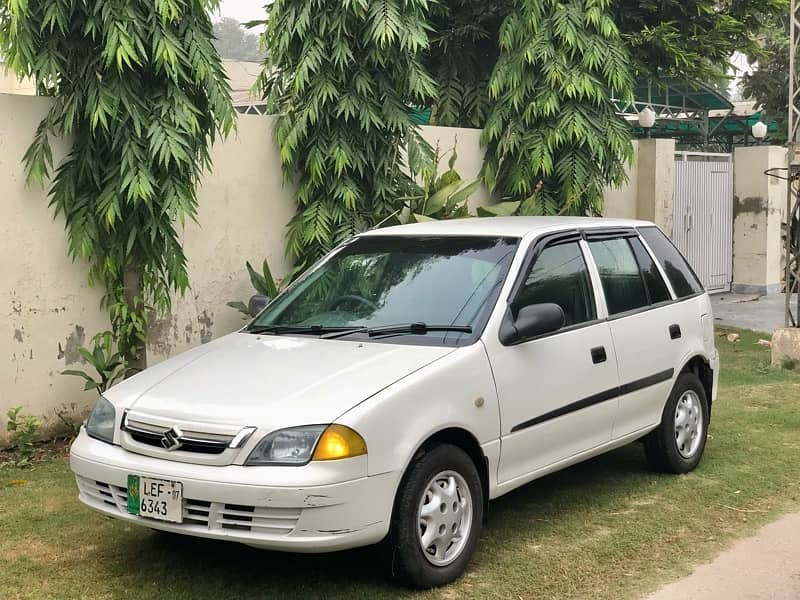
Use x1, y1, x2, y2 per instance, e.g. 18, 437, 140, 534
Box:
106, 332, 455, 429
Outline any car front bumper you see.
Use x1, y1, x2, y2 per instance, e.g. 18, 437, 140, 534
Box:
70, 430, 397, 552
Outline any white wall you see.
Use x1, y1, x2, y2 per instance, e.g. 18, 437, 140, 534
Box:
146, 115, 296, 363
603, 140, 640, 219
732, 145, 787, 295
603, 139, 675, 235
1, 95, 109, 437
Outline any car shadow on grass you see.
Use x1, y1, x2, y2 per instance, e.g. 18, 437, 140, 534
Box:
101, 443, 655, 598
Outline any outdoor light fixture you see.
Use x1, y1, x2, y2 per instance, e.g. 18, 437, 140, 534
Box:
638, 106, 656, 129
751, 120, 768, 140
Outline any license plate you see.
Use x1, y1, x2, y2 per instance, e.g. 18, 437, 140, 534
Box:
127, 475, 183, 523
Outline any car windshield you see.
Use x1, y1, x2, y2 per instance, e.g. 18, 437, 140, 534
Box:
249, 235, 520, 343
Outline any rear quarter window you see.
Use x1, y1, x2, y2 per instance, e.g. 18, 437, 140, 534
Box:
629, 237, 671, 304
638, 226, 704, 298
588, 238, 649, 315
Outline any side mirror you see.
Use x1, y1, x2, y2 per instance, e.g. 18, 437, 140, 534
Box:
499, 303, 565, 345
248, 295, 271, 317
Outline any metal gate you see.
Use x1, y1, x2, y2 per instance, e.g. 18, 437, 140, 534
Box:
672, 152, 734, 293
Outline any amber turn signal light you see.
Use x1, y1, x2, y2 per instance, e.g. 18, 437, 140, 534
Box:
312, 425, 367, 461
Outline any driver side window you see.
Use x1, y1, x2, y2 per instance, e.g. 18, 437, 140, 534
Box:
512, 241, 596, 327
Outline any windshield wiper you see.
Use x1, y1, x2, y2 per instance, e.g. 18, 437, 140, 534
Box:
246, 325, 356, 336
322, 323, 472, 339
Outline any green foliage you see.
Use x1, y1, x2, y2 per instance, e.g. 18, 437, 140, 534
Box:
227, 259, 283, 318
402, 138, 519, 221
483, 0, 634, 216
424, 0, 503, 128
0, 0, 236, 366
615, 0, 788, 82
403, 140, 480, 221
423, 0, 781, 129
6, 407, 41, 467
259, 0, 436, 269
261, 0, 782, 265
62, 332, 128, 393
246, 259, 280, 299
107, 292, 148, 366
741, 16, 789, 139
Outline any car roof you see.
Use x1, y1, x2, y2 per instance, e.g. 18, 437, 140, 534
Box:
359, 216, 654, 238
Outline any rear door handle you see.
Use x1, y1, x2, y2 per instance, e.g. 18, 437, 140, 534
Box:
591, 346, 607, 364
669, 324, 682, 339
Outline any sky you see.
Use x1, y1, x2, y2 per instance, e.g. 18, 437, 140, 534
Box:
216, 0, 267, 24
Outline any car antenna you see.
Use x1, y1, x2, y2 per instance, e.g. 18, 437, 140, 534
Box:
371, 209, 402, 230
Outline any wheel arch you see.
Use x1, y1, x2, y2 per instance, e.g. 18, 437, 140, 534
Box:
679, 354, 714, 415
394, 427, 491, 522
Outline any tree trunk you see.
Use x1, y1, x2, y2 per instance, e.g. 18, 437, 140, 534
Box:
123, 266, 147, 375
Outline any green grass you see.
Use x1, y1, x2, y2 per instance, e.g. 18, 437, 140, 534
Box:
2, 327, 800, 599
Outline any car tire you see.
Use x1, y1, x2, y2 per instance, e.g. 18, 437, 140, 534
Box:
644, 372, 709, 474
384, 443, 483, 589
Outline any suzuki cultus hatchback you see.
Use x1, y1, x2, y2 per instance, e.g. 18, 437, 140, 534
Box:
71, 217, 718, 588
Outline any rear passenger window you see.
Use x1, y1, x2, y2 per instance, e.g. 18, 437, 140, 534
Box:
639, 226, 704, 298
588, 238, 648, 315
629, 238, 671, 304
513, 241, 596, 327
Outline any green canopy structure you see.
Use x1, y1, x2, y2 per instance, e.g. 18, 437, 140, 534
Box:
612, 79, 780, 151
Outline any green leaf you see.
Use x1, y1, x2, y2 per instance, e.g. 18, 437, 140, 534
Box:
424, 179, 466, 216
226, 301, 249, 314
446, 179, 482, 211
411, 213, 437, 222
259, 260, 280, 298
477, 201, 522, 217
61, 369, 99, 385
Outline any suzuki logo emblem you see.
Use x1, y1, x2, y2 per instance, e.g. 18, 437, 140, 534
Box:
160, 426, 184, 451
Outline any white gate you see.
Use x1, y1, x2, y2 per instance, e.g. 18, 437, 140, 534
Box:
672, 152, 733, 293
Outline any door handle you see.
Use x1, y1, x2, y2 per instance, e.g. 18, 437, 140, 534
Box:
669, 324, 682, 339
591, 346, 607, 364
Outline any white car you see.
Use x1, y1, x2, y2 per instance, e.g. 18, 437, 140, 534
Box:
71, 217, 719, 588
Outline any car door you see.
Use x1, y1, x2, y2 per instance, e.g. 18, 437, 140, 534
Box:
585, 231, 683, 438
486, 232, 620, 485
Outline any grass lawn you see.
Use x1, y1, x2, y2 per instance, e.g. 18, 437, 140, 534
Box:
2, 327, 799, 600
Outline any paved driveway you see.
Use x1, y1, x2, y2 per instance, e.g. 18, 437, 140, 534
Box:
711, 293, 790, 333
644, 512, 800, 600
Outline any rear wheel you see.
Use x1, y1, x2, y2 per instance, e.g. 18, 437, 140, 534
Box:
644, 372, 709, 473
385, 444, 483, 588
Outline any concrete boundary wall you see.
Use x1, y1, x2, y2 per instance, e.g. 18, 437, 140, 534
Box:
0, 93, 663, 441
603, 138, 675, 236
732, 146, 787, 296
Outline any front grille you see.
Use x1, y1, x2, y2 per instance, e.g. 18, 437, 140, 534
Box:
127, 430, 228, 455
77, 478, 128, 511
184, 499, 212, 526
76, 476, 300, 536
120, 412, 252, 460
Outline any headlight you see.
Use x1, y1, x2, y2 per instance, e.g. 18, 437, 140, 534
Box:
86, 396, 116, 444
245, 424, 367, 466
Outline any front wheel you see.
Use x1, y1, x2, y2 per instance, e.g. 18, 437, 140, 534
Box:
385, 444, 483, 588
644, 372, 709, 473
